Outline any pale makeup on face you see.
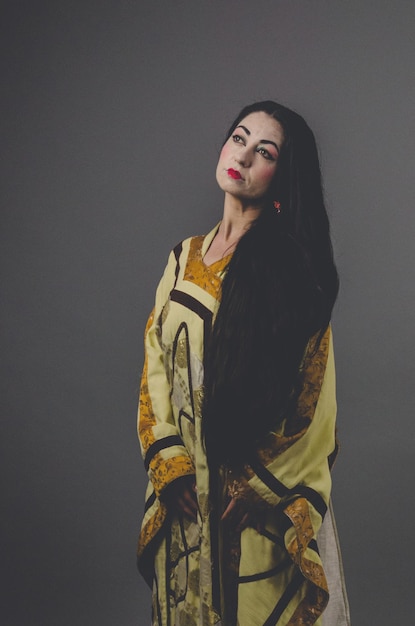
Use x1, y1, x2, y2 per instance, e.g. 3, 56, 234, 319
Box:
215, 111, 284, 205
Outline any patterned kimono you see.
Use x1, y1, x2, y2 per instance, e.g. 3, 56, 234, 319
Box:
137, 225, 350, 626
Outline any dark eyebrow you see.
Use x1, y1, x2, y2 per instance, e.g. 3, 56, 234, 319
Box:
236, 125, 251, 136
235, 124, 280, 154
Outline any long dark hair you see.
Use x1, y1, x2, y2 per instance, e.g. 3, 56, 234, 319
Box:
203, 101, 339, 469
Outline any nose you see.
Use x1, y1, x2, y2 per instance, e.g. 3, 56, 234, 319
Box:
235, 146, 251, 167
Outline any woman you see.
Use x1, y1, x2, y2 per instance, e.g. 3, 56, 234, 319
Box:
137, 101, 350, 625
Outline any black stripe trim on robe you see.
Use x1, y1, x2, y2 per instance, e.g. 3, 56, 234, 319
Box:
238, 559, 290, 584
173, 242, 183, 288
309, 539, 319, 554
144, 435, 185, 472
144, 491, 156, 514
259, 527, 285, 548
250, 461, 327, 519
170, 545, 200, 569
296, 485, 328, 519
169, 290, 213, 351
173, 515, 191, 605
263, 569, 304, 626
178, 410, 195, 434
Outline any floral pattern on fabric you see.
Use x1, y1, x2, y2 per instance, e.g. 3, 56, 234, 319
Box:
285, 498, 328, 591
150, 455, 196, 497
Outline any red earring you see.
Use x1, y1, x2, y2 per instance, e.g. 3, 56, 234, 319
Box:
273, 201, 281, 213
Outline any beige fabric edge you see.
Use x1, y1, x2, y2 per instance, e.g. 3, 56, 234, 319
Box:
320, 499, 351, 625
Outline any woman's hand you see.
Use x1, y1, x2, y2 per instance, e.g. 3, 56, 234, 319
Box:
221, 497, 249, 532
221, 497, 266, 533
160, 475, 198, 522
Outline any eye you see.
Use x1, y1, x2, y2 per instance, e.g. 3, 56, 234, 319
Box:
232, 133, 244, 144
257, 147, 275, 161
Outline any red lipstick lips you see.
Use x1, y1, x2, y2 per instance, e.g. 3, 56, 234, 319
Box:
227, 168, 242, 180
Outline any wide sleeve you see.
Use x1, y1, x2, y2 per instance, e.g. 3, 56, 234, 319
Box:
137, 249, 196, 498
226, 326, 337, 621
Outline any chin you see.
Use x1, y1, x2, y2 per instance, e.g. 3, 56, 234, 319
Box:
216, 173, 233, 194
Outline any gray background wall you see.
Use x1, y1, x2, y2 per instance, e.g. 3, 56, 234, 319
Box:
2, 1, 414, 624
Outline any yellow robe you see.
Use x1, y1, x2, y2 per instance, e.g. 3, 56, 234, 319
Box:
137, 225, 350, 626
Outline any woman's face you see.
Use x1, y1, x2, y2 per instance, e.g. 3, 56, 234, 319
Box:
216, 111, 284, 204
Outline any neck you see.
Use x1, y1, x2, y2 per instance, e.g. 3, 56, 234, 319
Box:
219, 193, 262, 241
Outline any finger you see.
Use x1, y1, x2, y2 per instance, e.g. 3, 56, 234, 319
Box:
221, 497, 238, 521
182, 488, 199, 513
178, 498, 198, 521
178, 492, 198, 520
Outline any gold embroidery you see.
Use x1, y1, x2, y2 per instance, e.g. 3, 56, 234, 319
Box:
137, 501, 168, 559
175, 337, 188, 368
137, 311, 157, 453
192, 388, 204, 419
286, 583, 327, 626
284, 498, 329, 624
183, 236, 230, 298
285, 498, 315, 562
150, 455, 195, 497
